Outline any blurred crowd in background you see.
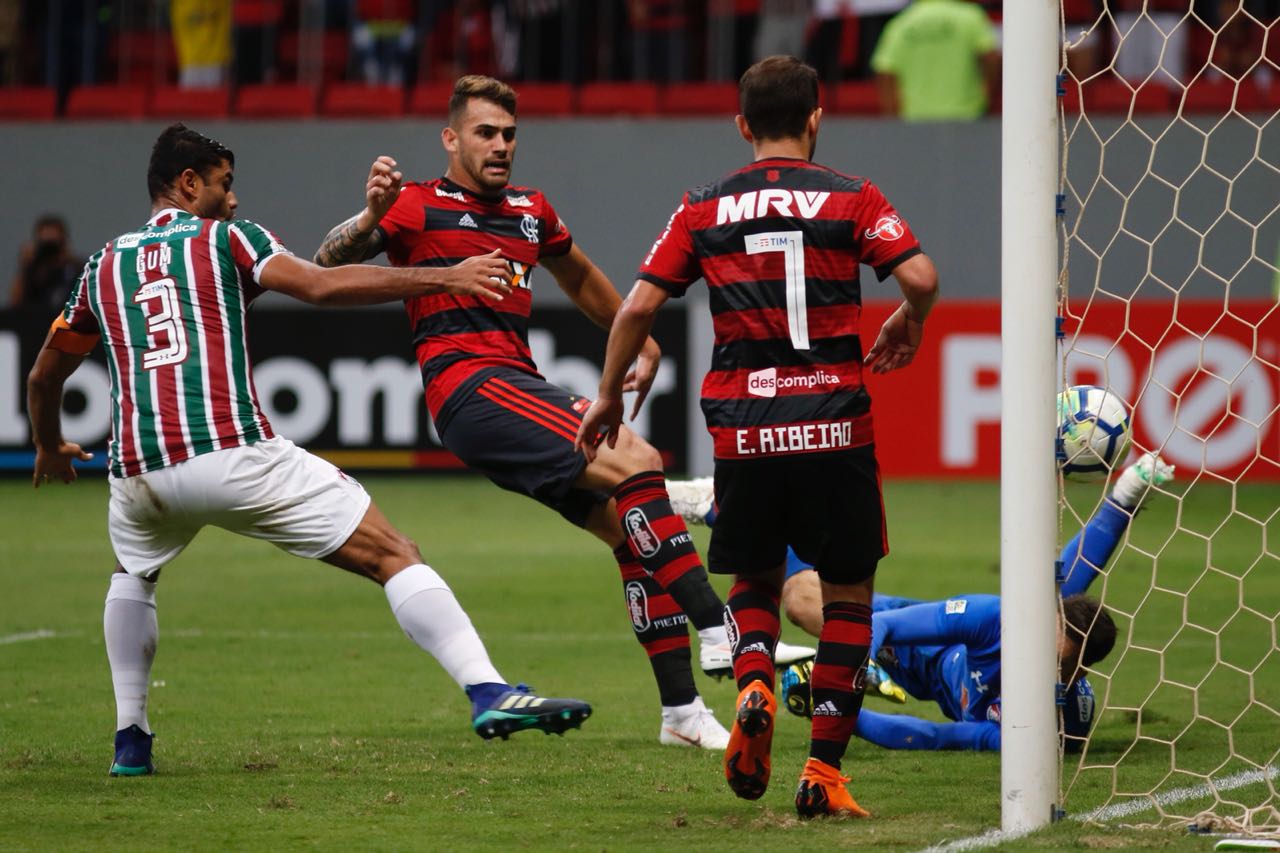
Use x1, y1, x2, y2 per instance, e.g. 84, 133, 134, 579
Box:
1, 1, 1278, 100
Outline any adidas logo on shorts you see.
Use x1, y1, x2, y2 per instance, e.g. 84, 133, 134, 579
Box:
459, 213, 479, 228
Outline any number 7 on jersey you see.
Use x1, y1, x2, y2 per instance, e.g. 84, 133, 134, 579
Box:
745, 230, 809, 350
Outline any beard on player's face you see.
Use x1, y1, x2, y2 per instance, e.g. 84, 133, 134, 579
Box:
450, 100, 517, 196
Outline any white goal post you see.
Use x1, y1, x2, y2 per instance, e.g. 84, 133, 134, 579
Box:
1000, 0, 1062, 834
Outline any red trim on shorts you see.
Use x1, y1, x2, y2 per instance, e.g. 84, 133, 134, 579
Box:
486, 376, 583, 434
481, 377, 584, 438
476, 383, 579, 444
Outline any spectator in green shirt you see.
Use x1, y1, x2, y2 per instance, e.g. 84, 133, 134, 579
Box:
870, 0, 1000, 121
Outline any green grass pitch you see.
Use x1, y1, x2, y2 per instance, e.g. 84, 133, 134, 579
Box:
1, 474, 1275, 851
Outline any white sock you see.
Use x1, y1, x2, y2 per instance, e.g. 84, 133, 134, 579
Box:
103, 574, 157, 734
384, 564, 504, 689
698, 624, 729, 647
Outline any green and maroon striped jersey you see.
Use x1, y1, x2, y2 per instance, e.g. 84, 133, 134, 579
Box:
62, 208, 291, 478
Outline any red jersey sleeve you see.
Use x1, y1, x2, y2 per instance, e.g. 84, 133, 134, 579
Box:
636, 196, 700, 297
854, 180, 923, 281
537, 197, 573, 259
378, 184, 426, 266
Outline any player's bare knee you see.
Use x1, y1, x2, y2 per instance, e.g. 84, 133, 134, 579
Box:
615, 428, 663, 473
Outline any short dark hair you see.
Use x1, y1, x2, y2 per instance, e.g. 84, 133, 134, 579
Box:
449, 75, 517, 123
739, 55, 820, 141
33, 214, 67, 235
1063, 595, 1118, 668
147, 123, 234, 200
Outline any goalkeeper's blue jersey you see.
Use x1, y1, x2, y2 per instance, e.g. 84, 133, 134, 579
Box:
872, 594, 1003, 725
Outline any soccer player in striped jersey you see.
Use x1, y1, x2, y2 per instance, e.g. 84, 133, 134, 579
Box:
577, 56, 940, 817
26, 123, 591, 777
313, 75, 814, 750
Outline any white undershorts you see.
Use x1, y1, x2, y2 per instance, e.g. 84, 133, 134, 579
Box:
108, 436, 371, 577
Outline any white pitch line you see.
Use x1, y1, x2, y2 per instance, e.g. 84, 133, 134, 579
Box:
1078, 766, 1280, 823
0, 629, 78, 645
919, 766, 1279, 853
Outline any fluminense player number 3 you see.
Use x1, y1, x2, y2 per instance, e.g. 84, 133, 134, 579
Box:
133, 277, 189, 370
745, 231, 809, 350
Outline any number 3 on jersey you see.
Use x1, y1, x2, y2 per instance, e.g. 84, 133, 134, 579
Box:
133, 277, 189, 370
745, 230, 809, 350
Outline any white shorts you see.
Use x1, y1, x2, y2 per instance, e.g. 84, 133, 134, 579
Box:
108, 436, 371, 577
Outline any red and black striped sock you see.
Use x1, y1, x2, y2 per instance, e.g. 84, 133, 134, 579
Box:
808, 601, 873, 770
726, 577, 781, 692
614, 546, 697, 707
613, 471, 723, 630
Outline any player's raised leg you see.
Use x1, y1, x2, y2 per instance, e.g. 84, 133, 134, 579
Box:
323, 496, 591, 741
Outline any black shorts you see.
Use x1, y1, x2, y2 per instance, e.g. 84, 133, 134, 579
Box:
435, 367, 609, 528
707, 445, 886, 585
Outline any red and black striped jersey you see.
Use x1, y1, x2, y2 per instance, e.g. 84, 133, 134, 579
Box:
377, 176, 573, 417
638, 157, 921, 461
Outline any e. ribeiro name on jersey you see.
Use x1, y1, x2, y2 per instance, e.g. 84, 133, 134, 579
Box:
375, 177, 573, 419
61, 209, 290, 478
637, 157, 922, 461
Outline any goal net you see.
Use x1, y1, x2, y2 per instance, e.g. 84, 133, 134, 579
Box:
1057, 0, 1280, 836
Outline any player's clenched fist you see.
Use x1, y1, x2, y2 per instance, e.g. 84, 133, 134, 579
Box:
365, 155, 403, 222
437, 249, 513, 302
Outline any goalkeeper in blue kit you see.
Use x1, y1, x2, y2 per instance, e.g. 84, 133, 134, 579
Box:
667, 452, 1174, 752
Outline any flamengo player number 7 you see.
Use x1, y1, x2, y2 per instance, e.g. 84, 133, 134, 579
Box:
745, 230, 809, 350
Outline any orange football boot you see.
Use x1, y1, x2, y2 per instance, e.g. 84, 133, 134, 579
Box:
723, 679, 775, 800
795, 757, 871, 819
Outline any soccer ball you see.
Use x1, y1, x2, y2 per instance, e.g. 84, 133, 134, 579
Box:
1057, 385, 1132, 481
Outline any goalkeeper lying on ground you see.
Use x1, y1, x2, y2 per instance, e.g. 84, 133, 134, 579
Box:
667, 452, 1174, 752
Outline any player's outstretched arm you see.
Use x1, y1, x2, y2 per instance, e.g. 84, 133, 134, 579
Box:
27, 323, 95, 487
874, 596, 1001, 656
575, 279, 671, 458
865, 253, 939, 374
313, 155, 400, 267
260, 251, 511, 307
856, 709, 1001, 751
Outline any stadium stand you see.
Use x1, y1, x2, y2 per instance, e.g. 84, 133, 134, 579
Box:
832, 81, 881, 115
65, 85, 149, 120
321, 83, 405, 117
234, 83, 318, 119
0, 88, 58, 120
658, 83, 739, 115
149, 86, 232, 119
578, 82, 660, 116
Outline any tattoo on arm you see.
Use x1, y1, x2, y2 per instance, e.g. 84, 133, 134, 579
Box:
313, 214, 385, 267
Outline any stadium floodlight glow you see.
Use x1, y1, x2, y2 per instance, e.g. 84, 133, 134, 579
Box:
1000, 0, 1061, 834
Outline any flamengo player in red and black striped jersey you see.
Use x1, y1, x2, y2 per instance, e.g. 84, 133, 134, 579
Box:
314, 76, 815, 749
577, 57, 939, 817
27, 124, 590, 775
